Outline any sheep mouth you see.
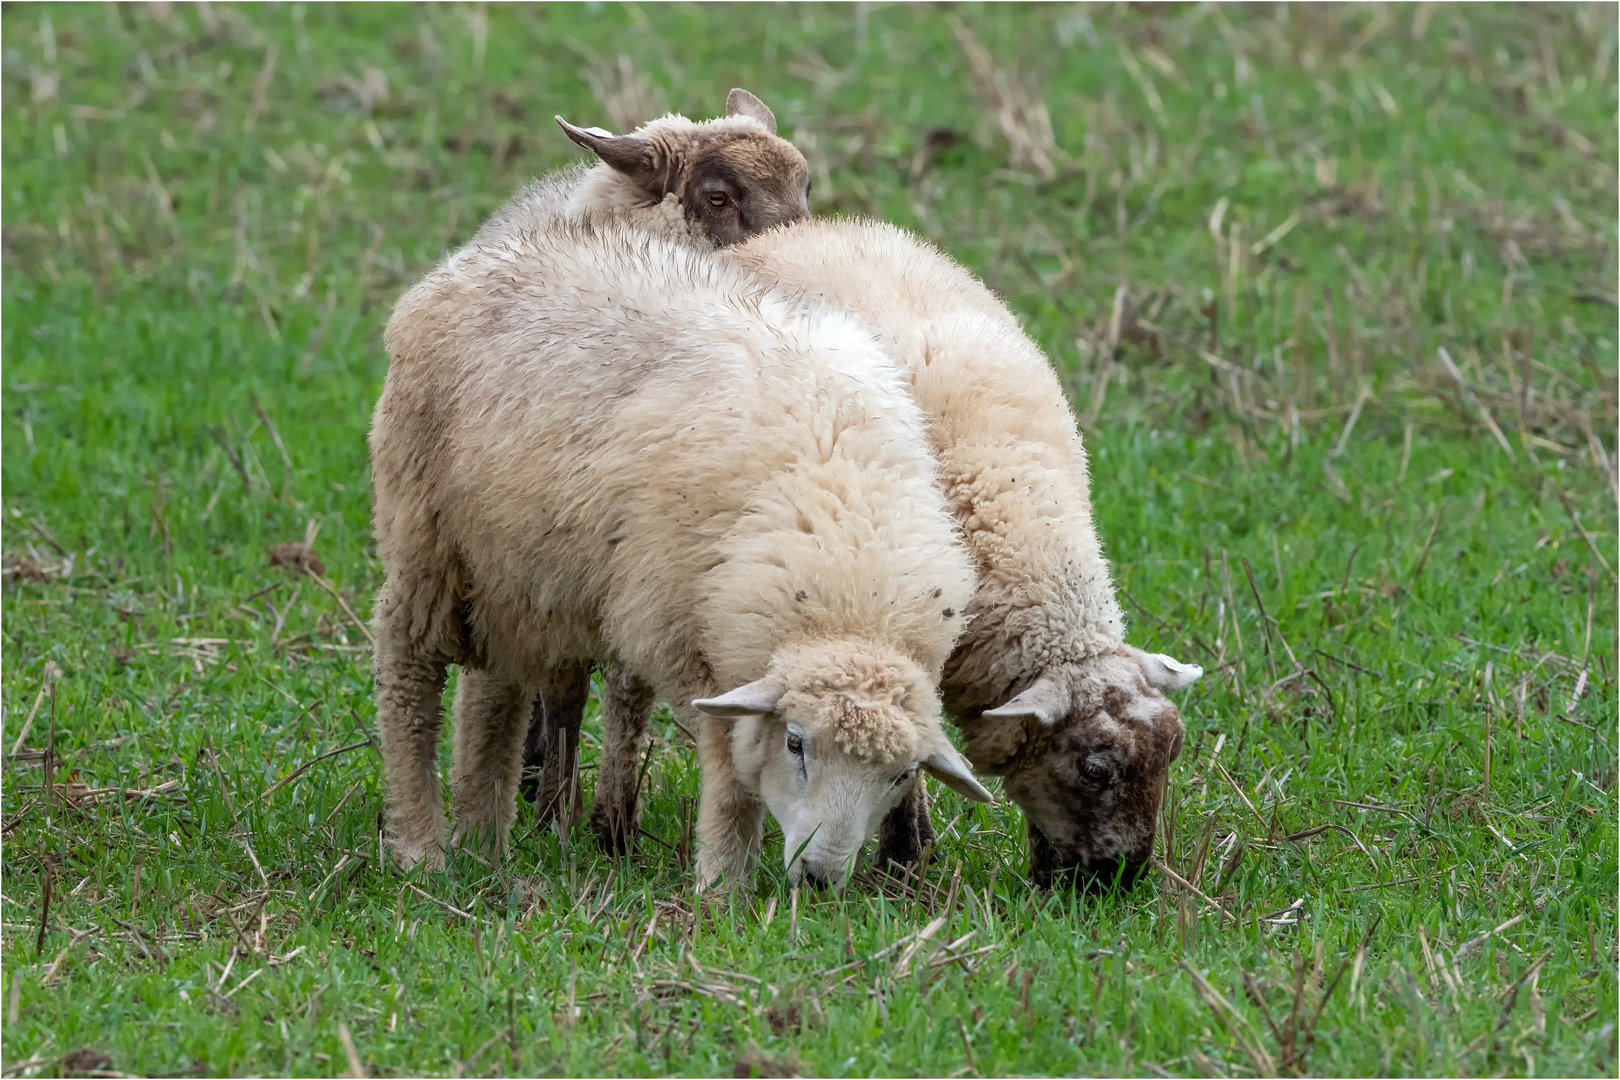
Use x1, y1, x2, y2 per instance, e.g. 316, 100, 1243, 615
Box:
789, 864, 846, 892
1028, 827, 1149, 892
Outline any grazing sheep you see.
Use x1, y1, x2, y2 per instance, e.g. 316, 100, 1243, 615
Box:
371, 217, 990, 891
715, 219, 1204, 888
470, 89, 813, 827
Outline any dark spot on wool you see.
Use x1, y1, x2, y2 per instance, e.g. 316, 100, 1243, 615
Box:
794, 590, 807, 602
942, 608, 955, 618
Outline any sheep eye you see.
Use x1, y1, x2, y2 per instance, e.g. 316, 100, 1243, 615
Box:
786, 733, 804, 757
707, 192, 730, 208
891, 766, 914, 788
1082, 759, 1111, 783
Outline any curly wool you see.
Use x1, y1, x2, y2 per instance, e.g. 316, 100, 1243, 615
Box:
730, 220, 1127, 717
370, 215, 976, 879
766, 641, 935, 766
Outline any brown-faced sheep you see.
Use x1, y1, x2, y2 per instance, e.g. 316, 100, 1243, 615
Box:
372, 217, 990, 891
476, 88, 809, 251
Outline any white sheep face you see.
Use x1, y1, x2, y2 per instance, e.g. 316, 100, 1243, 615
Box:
745, 716, 922, 889
696, 678, 993, 891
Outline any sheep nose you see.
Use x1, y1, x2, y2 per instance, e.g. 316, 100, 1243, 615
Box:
801, 867, 833, 890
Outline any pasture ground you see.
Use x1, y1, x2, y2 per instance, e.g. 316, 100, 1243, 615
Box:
2, 4, 1616, 1076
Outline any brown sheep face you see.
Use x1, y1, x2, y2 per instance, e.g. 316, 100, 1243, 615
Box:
961, 647, 1199, 891
556, 88, 810, 247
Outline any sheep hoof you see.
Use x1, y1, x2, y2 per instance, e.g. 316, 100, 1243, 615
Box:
393, 842, 446, 874
588, 800, 640, 856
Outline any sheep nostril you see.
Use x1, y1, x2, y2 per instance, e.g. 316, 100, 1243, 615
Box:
802, 868, 831, 890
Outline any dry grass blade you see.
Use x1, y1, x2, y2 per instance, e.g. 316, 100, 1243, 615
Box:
1301, 916, 1379, 1064
239, 838, 270, 889
1438, 347, 1516, 461
890, 914, 948, 978
1214, 761, 1265, 827
301, 566, 375, 645
1330, 799, 1418, 821
454, 1029, 509, 1078
1555, 490, 1615, 580
251, 737, 368, 806
250, 395, 297, 505
946, 16, 1058, 178
223, 966, 265, 999
954, 1015, 980, 1077
311, 855, 351, 900
337, 1021, 365, 1078
1490, 949, 1555, 1040
629, 911, 659, 964
405, 882, 474, 921
1151, 859, 1228, 920
0, 1038, 55, 1078
1281, 823, 1379, 871
244, 43, 278, 133
1331, 387, 1372, 458
1406, 505, 1443, 588
1455, 912, 1527, 961
1180, 962, 1278, 1075
9, 661, 60, 756
41, 942, 75, 987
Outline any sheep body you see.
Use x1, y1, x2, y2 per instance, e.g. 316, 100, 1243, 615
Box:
731, 219, 1124, 709
475, 96, 812, 822
372, 217, 980, 886
728, 219, 1198, 884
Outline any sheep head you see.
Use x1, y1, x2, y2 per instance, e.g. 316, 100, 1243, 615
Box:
555, 88, 810, 247
695, 641, 991, 891
965, 646, 1200, 891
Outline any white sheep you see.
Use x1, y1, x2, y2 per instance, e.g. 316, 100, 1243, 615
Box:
459, 88, 813, 828
372, 217, 990, 891
724, 219, 1202, 886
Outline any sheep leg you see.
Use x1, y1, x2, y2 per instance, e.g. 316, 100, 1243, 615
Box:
518, 663, 591, 810
521, 663, 591, 830
449, 668, 533, 860
374, 618, 451, 871
588, 663, 657, 855
873, 779, 935, 869
693, 714, 765, 891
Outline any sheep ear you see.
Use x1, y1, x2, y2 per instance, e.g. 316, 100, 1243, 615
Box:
1130, 648, 1203, 692
692, 678, 781, 719
921, 740, 994, 804
555, 116, 663, 188
981, 673, 1069, 726
725, 88, 777, 135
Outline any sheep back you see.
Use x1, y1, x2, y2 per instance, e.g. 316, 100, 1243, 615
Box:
373, 219, 974, 704
730, 219, 1126, 713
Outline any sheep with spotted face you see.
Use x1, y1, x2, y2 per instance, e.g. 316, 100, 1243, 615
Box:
370, 215, 990, 891
460, 88, 814, 828
722, 219, 1202, 889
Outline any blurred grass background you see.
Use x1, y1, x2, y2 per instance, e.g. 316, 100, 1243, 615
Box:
2, 4, 1616, 1077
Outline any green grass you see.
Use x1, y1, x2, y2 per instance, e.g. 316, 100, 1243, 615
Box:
2, 3, 1616, 1076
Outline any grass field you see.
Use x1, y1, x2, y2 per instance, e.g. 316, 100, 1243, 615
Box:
2, 3, 1616, 1076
